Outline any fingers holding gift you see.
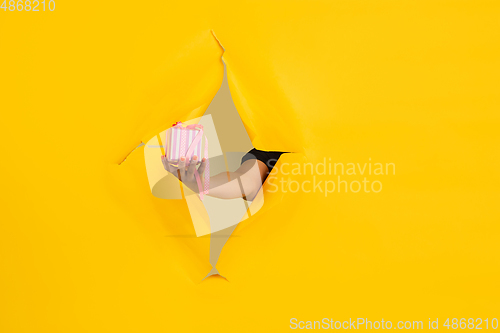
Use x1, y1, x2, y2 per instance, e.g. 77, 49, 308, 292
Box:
197, 157, 207, 175
161, 155, 172, 172
187, 156, 198, 178
161, 155, 177, 175
178, 156, 186, 175
161, 155, 167, 170
163, 155, 203, 183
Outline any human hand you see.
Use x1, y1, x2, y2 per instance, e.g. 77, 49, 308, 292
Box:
161, 155, 207, 193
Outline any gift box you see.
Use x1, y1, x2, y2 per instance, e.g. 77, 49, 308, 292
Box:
165, 122, 205, 166
164, 121, 210, 199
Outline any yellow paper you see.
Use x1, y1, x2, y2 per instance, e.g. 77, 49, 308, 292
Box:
1, 1, 499, 332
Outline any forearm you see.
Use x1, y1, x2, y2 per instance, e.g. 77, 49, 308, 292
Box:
205, 160, 266, 200
205, 172, 258, 200
175, 158, 267, 200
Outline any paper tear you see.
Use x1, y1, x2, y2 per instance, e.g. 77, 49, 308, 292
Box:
203, 267, 228, 281
118, 142, 145, 165
210, 30, 225, 51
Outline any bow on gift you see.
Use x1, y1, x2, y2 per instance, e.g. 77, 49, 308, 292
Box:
172, 121, 203, 132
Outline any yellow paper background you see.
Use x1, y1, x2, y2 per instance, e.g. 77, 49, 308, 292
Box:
1, 0, 499, 332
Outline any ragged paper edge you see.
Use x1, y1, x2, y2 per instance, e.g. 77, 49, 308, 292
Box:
118, 142, 145, 165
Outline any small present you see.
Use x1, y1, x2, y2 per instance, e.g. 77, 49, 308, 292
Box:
165, 121, 205, 166
164, 121, 210, 199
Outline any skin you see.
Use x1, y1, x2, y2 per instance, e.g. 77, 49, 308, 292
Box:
161, 155, 269, 201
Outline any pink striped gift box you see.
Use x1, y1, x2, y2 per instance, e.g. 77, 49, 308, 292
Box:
165, 122, 203, 165
164, 121, 210, 200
